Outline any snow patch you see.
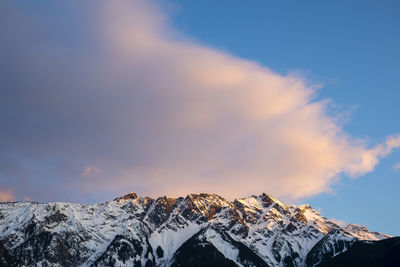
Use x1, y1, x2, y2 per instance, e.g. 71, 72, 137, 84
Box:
204, 228, 241, 266
149, 222, 207, 263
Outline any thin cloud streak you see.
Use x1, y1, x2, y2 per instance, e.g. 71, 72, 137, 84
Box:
0, 0, 399, 202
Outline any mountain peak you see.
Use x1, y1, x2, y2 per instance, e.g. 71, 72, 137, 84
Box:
185, 192, 224, 200
114, 192, 138, 201
298, 204, 312, 210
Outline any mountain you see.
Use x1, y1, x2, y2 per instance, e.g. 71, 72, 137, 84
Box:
0, 192, 395, 266
317, 236, 400, 267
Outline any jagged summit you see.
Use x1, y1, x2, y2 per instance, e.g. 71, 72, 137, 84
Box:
298, 203, 312, 210
0, 192, 393, 266
114, 192, 139, 201
114, 191, 281, 205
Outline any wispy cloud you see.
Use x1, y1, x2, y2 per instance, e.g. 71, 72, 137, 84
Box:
393, 162, 400, 171
0, 0, 399, 202
329, 217, 346, 227
81, 166, 102, 177
23, 196, 32, 202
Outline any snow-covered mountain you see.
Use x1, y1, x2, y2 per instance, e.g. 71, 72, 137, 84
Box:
0, 192, 392, 266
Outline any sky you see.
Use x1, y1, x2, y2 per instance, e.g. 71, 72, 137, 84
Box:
0, 0, 399, 235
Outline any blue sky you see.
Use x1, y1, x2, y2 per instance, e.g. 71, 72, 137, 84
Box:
0, 0, 399, 236
165, 0, 400, 235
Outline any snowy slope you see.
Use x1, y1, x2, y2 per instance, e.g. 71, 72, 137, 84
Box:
0, 192, 392, 266
343, 224, 391, 241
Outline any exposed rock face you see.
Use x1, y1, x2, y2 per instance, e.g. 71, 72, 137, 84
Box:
0, 193, 392, 266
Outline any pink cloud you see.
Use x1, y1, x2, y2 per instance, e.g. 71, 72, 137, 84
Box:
0, 0, 399, 202
81, 0, 399, 200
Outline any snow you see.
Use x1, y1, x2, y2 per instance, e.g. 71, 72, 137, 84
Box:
149, 221, 207, 265
344, 224, 392, 240
204, 228, 241, 266
301, 206, 332, 233
0, 192, 392, 267
265, 195, 289, 210
236, 197, 262, 211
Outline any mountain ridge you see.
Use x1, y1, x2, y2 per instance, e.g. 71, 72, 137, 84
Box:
0, 192, 394, 266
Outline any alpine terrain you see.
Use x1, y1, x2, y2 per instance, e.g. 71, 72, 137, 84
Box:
0, 192, 397, 267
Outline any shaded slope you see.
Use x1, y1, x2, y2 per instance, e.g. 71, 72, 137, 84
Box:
317, 237, 400, 267
171, 226, 269, 267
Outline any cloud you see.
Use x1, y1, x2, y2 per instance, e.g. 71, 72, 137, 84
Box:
23, 196, 32, 202
393, 162, 400, 171
0, 0, 399, 202
81, 166, 102, 177
0, 189, 15, 202
329, 217, 346, 227
345, 135, 400, 177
